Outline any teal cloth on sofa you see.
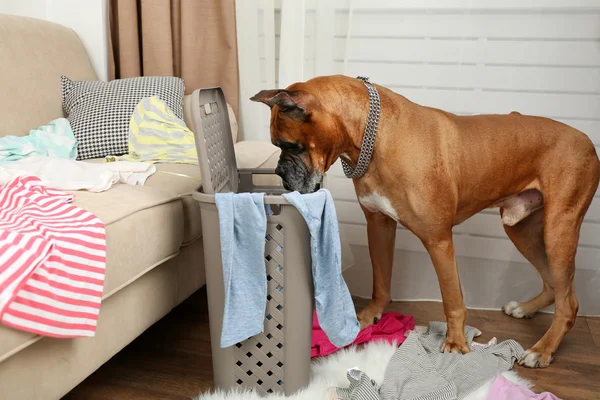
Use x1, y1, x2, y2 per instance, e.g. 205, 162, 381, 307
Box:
0, 118, 77, 164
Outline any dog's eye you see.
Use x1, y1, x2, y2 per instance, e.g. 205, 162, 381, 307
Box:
279, 141, 304, 154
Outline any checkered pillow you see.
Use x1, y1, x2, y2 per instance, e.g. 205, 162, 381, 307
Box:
61, 75, 185, 160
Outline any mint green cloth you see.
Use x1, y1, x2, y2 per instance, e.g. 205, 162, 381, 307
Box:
0, 118, 78, 165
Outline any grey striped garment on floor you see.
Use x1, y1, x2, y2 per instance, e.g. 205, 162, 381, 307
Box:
331, 322, 524, 400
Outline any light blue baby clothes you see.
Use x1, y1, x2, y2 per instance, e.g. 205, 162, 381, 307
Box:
215, 192, 270, 348
0, 118, 78, 165
282, 189, 360, 348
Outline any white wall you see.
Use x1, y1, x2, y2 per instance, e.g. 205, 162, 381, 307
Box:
0, 0, 47, 19
0, 0, 109, 81
261, 0, 600, 315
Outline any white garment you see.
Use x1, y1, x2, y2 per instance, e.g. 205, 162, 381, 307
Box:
0, 156, 156, 192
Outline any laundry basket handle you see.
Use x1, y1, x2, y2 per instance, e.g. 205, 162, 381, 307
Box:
190, 87, 239, 194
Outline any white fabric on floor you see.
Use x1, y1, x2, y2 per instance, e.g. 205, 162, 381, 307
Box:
195, 336, 532, 400
0, 156, 156, 192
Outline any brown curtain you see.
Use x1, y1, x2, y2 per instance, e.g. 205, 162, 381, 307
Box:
108, 0, 239, 116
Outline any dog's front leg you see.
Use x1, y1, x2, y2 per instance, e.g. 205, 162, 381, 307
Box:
422, 234, 470, 354
357, 207, 397, 330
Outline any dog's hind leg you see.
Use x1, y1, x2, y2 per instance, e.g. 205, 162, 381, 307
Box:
519, 167, 598, 368
501, 207, 555, 319
518, 205, 581, 368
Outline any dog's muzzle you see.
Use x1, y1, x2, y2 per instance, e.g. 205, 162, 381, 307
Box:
275, 155, 320, 194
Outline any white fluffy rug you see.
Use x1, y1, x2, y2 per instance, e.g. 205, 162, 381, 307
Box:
195, 337, 532, 400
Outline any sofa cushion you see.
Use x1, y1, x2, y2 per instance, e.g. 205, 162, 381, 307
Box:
143, 163, 203, 244
83, 158, 203, 243
0, 325, 36, 364
72, 185, 185, 298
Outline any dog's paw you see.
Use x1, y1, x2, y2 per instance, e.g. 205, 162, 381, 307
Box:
441, 337, 470, 354
518, 348, 554, 368
502, 301, 533, 319
357, 305, 383, 330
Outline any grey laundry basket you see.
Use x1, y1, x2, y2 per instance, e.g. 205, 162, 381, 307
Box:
190, 87, 315, 396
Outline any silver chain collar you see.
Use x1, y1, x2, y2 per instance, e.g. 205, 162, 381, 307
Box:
341, 76, 381, 179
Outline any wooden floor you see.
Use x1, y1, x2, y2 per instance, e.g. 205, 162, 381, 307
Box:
63, 287, 600, 400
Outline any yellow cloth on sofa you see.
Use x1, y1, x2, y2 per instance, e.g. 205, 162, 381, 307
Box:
107, 96, 198, 164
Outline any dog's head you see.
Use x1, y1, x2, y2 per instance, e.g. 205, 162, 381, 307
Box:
250, 86, 344, 194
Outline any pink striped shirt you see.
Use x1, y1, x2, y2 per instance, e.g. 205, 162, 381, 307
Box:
0, 176, 106, 337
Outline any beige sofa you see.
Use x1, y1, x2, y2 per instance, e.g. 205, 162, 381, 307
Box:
0, 14, 279, 399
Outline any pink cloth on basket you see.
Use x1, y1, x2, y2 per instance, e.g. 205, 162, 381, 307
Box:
486, 374, 561, 400
311, 310, 414, 358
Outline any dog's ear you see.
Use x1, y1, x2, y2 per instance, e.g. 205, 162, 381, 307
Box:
250, 89, 309, 122
250, 89, 283, 107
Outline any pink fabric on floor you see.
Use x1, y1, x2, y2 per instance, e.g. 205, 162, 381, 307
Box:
311, 310, 415, 358
486, 374, 561, 400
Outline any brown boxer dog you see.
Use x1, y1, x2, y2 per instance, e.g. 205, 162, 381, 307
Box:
250, 75, 600, 368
